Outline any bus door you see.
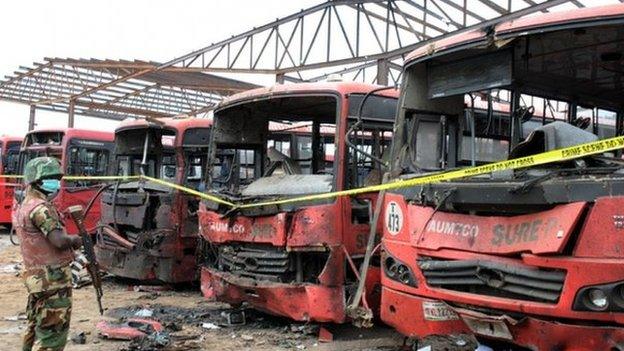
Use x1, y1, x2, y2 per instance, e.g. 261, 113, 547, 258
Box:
180, 127, 211, 238
0, 140, 21, 225
61, 138, 114, 234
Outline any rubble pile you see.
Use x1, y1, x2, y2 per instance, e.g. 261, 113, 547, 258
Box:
105, 303, 320, 350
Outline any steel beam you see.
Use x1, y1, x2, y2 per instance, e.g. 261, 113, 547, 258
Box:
29, 105, 36, 131
376, 59, 390, 86
156, 0, 584, 79
0, 0, 611, 126
68, 99, 75, 127
36, 68, 155, 105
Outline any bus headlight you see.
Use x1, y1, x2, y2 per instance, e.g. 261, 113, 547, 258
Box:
586, 288, 609, 310
383, 254, 417, 287
573, 281, 624, 312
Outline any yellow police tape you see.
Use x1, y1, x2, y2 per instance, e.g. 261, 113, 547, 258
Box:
236, 135, 624, 208
142, 176, 236, 207
7, 135, 624, 209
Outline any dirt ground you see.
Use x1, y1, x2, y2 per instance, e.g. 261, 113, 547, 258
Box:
0, 231, 406, 351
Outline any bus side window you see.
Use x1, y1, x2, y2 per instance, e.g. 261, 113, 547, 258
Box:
347, 126, 391, 189
4, 142, 21, 175
66, 147, 110, 187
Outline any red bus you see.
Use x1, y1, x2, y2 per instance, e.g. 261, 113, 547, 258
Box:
0, 136, 22, 227
380, 5, 624, 350
17, 128, 114, 234
198, 82, 398, 323
95, 118, 212, 283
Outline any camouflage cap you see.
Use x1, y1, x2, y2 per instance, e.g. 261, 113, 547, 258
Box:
24, 157, 63, 184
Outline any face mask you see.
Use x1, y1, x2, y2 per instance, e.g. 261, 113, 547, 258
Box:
40, 179, 61, 193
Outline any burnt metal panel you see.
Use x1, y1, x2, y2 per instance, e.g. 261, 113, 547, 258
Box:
427, 51, 513, 98
390, 172, 624, 214
347, 94, 398, 122
182, 127, 211, 147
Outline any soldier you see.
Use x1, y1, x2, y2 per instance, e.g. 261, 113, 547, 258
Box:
14, 157, 82, 351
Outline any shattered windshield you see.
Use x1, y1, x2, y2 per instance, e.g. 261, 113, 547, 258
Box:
207, 92, 396, 198
114, 127, 176, 180
394, 22, 622, 177
208, 95, 338, 197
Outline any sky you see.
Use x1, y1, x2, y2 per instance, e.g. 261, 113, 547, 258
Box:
0, 0, 619, 137
0, 0, 320, 136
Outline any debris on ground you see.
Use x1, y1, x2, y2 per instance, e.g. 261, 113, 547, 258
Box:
97, 318, 164, 341
131, 285, 172, 293
3, 312, 26, 321
201, 322, 220, 330
415, 334, 478, 351
106, 303, 322, 349
318, 326, 333, 343
0, 263, 21, 275
240, 333, 254, 341
108, 304, 214, 326
290, 323, 319, 335
221, 309, 245, 325
71, 331, 87, 344
137, 292, 161, 300
126, 331, 170, 350
135, 308, 154, 318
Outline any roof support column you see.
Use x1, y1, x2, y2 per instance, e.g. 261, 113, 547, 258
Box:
68, 99, 76, 128
376, 59, 389, 86
276, 73, 285, 84
28, 105, 36, 131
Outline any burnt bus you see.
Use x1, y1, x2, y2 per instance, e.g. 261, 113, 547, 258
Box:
17, 128, 114, 235
198, 82, 398, 323
380, 5, 624, 350
0, 136, 22, 227
96, 118, 211, 283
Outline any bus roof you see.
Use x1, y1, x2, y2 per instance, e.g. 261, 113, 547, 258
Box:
217, 81, 400, 112
115, 117, 212, 134
405, 4, 624, 65
0, 136, 23, 143
115, 117, 213, 148
26, 128, 113, 142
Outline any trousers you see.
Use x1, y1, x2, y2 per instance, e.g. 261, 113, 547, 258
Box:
22, 287, 72, 351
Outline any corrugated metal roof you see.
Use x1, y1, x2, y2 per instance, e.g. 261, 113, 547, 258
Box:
0, 58, 258, 121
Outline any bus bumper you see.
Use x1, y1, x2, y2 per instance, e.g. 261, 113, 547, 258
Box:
381, 286, 624, 351
200, 266, 346, 323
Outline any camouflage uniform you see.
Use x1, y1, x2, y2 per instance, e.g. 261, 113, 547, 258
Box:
15, 157, 74, 351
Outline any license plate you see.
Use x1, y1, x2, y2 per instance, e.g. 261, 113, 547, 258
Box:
461, 315, 513, 340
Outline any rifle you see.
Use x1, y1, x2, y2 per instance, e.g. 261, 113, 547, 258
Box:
67, 205, 104, 315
